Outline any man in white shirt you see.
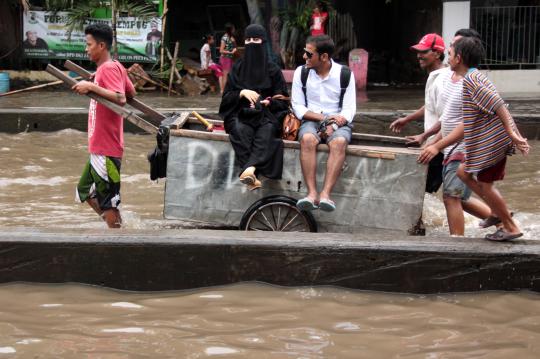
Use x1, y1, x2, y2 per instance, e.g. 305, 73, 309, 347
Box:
389, 33, 447, 194
291, 35, 356, 212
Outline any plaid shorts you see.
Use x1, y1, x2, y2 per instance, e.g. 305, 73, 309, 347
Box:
76, 154, 122, 210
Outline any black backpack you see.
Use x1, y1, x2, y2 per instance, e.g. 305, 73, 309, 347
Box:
300, 64, 352, 111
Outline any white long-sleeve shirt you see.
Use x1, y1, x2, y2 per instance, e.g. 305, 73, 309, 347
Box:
291, 60, 356, 124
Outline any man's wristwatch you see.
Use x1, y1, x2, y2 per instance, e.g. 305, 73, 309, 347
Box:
331, 123, 339, 131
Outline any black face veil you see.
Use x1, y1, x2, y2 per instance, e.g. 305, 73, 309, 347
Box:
237, 24, 271, 90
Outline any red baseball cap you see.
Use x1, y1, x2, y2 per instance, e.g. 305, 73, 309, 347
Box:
411, 33, 445, 53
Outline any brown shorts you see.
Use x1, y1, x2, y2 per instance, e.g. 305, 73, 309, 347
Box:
477, 157, 506, 183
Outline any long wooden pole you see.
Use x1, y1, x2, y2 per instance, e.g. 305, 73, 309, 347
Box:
0, 79, 78, 97
64, 60, 166, 123
165, 48, 182, 82
191, 111, 213, 131
111, 0, 118, 60
160, 0, 168, 75
168, 41, 179, 96
46, 64, 158, 134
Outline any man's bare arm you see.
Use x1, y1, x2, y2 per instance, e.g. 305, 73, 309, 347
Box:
72, 80, 127, 106
495, 104, 530, 155
302, 111, 326, 122
389, 105, 425, 133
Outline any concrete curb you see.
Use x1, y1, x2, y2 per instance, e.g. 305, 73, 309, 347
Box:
1, 229, 538, 294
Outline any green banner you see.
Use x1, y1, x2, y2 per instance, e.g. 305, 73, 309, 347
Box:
23, 11, 162, 63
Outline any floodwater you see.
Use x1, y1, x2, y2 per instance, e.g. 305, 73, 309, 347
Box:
0, 283, 540, 358
0, 131, 538, 238
0, 131, 539, 357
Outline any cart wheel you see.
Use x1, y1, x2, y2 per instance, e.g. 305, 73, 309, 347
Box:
240, 195, 318, 232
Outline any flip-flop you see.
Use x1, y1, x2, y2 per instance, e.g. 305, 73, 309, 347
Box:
318, 198, 336, 212
485, 228, 523, 242
296, 197, 318, 211
479, 212, 514, 228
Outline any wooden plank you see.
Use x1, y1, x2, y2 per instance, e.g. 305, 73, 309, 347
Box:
352, 133, 408, 145
64, 60, 166, 123
184, 117, 410, 146
170, 128, 397, 160
169, 112, 190, 129
165, 48, 183, 84
46, 64, 158, 135
168, 41, 179, 96
181, 118, 420, 155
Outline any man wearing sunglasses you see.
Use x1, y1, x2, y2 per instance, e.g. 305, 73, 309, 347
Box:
291, 35, 356, 212
389, 33, 447, 194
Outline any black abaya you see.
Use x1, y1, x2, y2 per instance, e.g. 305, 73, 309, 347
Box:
218, 60, 289, 179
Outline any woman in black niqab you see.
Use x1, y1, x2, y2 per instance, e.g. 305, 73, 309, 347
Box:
218, 24, 289, 190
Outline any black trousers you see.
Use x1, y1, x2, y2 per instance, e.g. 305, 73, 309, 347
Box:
227, 117, 284, 179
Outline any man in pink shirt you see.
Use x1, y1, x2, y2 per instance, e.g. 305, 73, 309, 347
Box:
72, 24, 136, 228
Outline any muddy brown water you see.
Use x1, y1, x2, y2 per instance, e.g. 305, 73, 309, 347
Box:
0, 283, 540, 358
0, 131, 539, 357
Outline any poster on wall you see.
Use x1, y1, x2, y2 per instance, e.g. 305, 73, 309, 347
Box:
23, 11, 162, 63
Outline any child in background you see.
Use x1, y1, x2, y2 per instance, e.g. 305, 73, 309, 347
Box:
310, 2, 328, 36
200, 34, 224, 94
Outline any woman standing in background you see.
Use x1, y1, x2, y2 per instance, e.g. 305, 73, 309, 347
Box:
219, 23, 237, 91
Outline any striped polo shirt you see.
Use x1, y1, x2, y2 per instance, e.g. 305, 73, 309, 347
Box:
462, 69, 514, 173
439, 70, 465, 158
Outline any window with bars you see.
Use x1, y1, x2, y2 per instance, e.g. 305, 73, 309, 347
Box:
471, 6, 540, 68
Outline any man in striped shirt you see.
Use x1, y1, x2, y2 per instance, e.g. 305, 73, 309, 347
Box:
423, 36, 529, 241
418, 32, 491, 236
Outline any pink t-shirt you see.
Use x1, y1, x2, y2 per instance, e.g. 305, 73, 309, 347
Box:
311, 12, 328, 36
88, 61, 135, 158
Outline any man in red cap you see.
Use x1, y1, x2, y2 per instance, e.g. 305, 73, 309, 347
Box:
390, 33, 447, 194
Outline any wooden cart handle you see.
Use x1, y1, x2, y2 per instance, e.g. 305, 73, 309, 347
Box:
191, 111, 214, 132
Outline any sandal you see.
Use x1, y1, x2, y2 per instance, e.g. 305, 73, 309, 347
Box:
318, 198, 336, 212
479, 212, 514, 228
296, 197, 318, 211
485, 228, 523, 242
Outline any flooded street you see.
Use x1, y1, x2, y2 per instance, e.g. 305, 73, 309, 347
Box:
0, 130, 164, 229
0, 130, 539, 357
0, 282, 539, 358
0, 130, 538, 237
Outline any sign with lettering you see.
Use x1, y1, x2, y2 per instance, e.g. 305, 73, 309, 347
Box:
23, 11, 162, 62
